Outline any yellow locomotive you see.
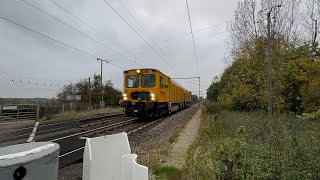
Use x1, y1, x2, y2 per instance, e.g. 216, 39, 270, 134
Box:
120, 68, 192, 118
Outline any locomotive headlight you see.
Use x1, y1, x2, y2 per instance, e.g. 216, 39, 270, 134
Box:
136, 69, 141, 73
123, 94, 128, 101
150, 93, 155, 101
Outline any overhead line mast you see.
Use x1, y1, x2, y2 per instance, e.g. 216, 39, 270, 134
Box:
184, 0, 201, 104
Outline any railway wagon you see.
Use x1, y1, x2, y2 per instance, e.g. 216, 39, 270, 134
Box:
120, 68, 192, 118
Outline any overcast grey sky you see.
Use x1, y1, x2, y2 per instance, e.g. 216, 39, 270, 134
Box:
0, 0, 238, 98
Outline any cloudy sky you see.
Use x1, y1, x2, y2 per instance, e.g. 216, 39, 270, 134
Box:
0, 0, 238, 98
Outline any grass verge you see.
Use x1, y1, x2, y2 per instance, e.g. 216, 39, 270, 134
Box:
181, 109, 320, 179
41, 107, 123, 122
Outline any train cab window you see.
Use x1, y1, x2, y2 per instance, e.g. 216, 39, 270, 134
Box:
126, 75, 139, 88
160, 76, 164, 88
142, 74, 156, 87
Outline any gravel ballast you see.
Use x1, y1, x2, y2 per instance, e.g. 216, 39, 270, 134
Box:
58, 105, 199, 180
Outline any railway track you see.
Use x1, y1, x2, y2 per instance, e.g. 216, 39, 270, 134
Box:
0, 112, 125, 147
58, 117, 163, 168
0, 109, 186, 168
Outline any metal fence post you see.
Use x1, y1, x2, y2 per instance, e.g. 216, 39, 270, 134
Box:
62, 103, 65, 113
16, 105, 19, 121
36, 104, 40, 122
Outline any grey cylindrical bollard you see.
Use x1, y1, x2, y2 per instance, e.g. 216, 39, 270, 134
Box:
0, 142, 60, 180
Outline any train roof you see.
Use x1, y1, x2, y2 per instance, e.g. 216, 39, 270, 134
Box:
123, 68, 191, 93
124, 68, 169, 77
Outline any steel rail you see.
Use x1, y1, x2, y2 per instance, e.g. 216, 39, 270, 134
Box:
51, 118, 137, 142
58, 118, 156, 159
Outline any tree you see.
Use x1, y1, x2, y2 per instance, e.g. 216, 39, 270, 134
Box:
57, 75, 122, 110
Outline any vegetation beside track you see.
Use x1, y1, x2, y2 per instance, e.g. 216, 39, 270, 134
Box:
131, 107, 198, 179
41, 107, 122, 122
136, 118, 189, 173
180, 102, 320, 179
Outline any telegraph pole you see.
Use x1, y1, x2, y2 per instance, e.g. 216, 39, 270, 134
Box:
266, 4, 281, 114
97, 58, 110, 109
267, 9, 272, 114
73, 85, 76, 112
88, 77, 92, 111
198, 76, 200, 105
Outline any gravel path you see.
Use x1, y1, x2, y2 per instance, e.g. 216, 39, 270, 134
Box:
165, 109, 202, 169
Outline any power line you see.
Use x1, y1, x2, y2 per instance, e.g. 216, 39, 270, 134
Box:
159, 31, 228, 50
102, 0, 178, 76
0, 16, 125, 70
131, 21, 229, 53
47, 0, 97, 33
0, 71, 77, 83
20, 0, 136, 68
185, 0, 200, 76
46, 0, 139, 64
158, 21, 230, 45
119, 0, 170, 59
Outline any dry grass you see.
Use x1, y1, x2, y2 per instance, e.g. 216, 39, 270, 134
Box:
134, 115, 194, 179
41, 107, 123, 122
181, 109, 320, 179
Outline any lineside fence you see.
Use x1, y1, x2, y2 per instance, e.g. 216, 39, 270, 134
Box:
0, 104, 39, 122
0, 103, 120, 122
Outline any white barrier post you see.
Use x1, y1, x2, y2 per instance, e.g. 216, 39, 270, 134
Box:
0, 142, 60, 180
82, 132, 148, 180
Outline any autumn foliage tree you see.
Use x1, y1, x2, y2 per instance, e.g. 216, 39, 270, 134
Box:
207, 0, 320, 113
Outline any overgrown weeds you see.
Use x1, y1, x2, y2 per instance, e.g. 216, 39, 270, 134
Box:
182, 110, 320, 179
202, 100, 221, 115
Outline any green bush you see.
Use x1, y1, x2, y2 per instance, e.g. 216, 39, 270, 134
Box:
202, 100, 221, 114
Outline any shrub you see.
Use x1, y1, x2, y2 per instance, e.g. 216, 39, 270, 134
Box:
202, 100, 221, 114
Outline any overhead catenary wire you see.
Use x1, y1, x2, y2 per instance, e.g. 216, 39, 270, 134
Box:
160, 31, 228, 50
119, 0, 171, 59
157, 21, 230, 45
20, 0, 137, 68
132, 21, 230, 53
132, 25, 229, 53
102, 0, 179, 76
0, 16, 125, 70
46, 0, 139, 63
185, 0, 200, 76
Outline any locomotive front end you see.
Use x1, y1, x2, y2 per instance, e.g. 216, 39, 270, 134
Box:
121, 69, 158, 118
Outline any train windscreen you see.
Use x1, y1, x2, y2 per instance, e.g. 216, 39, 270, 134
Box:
142, 74, 156, 87
126, 75, 139, 88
